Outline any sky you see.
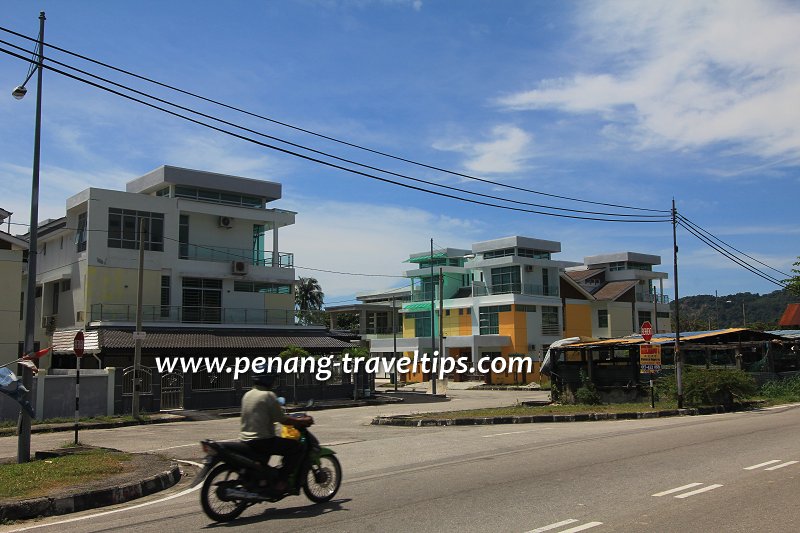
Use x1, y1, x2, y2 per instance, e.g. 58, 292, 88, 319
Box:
1, 0, 798, 306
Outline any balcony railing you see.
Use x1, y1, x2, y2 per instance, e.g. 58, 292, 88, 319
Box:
636, 293, 671, 304
179, 243, 294, 268
472, 282, 560, 298
89, 303, 326, 326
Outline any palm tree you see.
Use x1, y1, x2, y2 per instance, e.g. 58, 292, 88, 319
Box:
295, 277, 325, 311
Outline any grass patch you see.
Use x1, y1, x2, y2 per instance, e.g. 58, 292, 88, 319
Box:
0, 449, 132, 500
401, 401, 682, 420
0, 414, 148, 429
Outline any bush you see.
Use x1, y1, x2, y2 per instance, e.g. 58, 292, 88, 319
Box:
657, 368, 756, 407
760, 375, 800, 401
573, 370, 602, 405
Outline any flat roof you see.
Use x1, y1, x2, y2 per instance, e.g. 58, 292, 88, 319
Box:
472, 236, 561, 254
126, 165, 282, 202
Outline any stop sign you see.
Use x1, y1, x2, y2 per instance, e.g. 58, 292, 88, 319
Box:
74, 330, 85, 357
641, 321, 653, 342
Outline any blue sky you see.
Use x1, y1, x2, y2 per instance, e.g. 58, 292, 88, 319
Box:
1, 1, 798, 305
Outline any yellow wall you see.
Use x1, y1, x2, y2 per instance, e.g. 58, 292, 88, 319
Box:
0, 250, 23, 365
564, 302, 593, 338
86, 265, 161, 310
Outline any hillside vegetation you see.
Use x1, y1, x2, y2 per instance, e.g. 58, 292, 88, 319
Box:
673, 290, 797, 331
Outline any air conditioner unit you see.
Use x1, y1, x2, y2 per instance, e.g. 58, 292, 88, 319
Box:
218, 216, 234, 229
41, 315, 56, 330
231, 260, 248, 275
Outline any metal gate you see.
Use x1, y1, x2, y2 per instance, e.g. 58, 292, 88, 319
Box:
160, 372, 184, 410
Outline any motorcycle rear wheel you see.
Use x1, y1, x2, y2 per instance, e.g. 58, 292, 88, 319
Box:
303, 455, 342, 503
200, 464, 248, 522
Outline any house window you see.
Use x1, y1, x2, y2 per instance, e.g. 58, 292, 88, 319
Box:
541, 306, 560, 335
61, 280, 71, 292
182, 278, 222, 323
75, 212, 87, 252
479, 305, 511, 335
598, 309, 609, 328
233, 281, 292, 294
108, 208, 164, 251
638, 311, 652, 326
491, 266, 521, 294
179, 214, 189, 259
161, 275, 171, 318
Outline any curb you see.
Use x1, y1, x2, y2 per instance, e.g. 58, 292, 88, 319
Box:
0, 415, 187, 438
0, 463, 181, 521
371, 405, 739, 426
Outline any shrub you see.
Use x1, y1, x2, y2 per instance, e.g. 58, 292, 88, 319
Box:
574, 370, 602, 405
657, 368, 756, 407
760, 375, 800, 401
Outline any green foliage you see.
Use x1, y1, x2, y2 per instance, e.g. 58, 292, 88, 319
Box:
673, 289, 795, 331
574, 370, 602, 405
760, 375, 800, 402
785, 258, 800, 297
657, 368, 756, 407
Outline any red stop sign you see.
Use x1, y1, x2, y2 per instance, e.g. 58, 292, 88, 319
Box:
641, 321, 653, 342
74, 330, 85, 357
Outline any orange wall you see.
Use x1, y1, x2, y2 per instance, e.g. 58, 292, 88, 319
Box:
564, 303, 593, 338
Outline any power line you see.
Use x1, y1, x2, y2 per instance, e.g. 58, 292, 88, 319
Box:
677, 220, 787, 288
0, 25, 671, 214
0, 42, 671, 221
677, 213, 791, 278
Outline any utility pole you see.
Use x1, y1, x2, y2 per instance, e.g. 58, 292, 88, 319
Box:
392, 295, 398, 392
430, 238, 436, 395
439, 267, 444, 386
17, 12, 46, 464
672, 199, 683, 409
132, 218, 146, 419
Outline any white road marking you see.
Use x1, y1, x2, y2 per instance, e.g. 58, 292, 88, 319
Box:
481, 429, 548, 438
560, 523, 603, 533
525, 519, 579, 532
764, 460, 798, 471
744, 460, 781, 470
144, 443, 199, 453
652, 482, 703, 497
674, 484, 723, 499
9, 460, 204, 532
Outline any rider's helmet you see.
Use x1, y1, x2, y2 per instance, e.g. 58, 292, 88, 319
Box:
251, 361, 277, 388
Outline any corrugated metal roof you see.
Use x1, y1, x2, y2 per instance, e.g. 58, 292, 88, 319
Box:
555, 328, 768, 349
52, 329, 101, 355
565, 269, 604, 282
402, 302, 435, 312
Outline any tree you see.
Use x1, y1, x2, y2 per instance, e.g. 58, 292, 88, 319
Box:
786, 257, 800, 297
295, 277, 325, 311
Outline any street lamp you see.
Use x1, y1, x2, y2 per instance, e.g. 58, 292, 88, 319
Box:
725, 300, 747, 328
13, 11, 46, 464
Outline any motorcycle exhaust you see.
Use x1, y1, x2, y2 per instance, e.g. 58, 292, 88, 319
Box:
221, 487, 270, 502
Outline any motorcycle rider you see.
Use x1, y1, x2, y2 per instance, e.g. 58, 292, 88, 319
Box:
240, 366, 313, 493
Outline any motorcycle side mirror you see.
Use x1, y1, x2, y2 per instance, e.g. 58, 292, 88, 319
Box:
305, 399, 314, 408
278, 397, 286, 406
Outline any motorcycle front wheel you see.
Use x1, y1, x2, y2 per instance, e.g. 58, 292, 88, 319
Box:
303, 455, 342, 503
200, 464, 248, 522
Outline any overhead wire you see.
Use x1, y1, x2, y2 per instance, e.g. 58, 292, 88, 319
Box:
0, 41, 669, 221
0, 24, 671, 214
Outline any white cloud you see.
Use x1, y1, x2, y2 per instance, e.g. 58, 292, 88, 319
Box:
434, 124, 534, 175
279, 197, 483, 300
497, 1, 800, 161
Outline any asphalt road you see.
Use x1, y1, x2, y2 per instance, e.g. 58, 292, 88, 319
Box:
2, 392, 799, 533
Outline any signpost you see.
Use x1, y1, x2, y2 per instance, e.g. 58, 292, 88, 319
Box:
640, 321, 658, 408
73, 330, 84, 445
641, 320, 653, 342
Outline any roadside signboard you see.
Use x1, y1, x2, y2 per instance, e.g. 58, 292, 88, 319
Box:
641, 321, 653, 342
640, 344, 662, 373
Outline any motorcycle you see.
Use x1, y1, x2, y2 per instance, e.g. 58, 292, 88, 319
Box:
192, 411, 342, 522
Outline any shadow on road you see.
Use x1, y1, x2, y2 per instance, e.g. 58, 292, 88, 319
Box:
203, 498, 352, 528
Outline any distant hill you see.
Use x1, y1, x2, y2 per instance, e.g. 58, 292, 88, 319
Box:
673, 290, 798, 331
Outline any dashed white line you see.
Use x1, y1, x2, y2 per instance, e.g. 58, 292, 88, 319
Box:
560, 522, 603, 532
744, 460, 782, 470
764, 460, 798, 471
652, 483, 703, 497
526, 519, 579, 532
674, 484, 723, 499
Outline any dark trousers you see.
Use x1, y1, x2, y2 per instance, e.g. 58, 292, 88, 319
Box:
245, 437, 302, 480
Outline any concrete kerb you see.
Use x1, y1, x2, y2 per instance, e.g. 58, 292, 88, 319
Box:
0, 413, 187, 438
0, 463, 181, 521
371, 404, 750, 427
